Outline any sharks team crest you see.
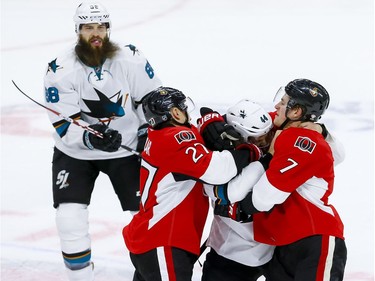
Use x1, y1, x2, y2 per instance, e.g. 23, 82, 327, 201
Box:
82, 71, 126, 120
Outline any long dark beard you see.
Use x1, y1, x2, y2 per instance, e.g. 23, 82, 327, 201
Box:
75, 35, 120, 67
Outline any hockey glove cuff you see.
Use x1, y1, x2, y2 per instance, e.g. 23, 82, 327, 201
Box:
214, 202, 252, 222
236, 143, 262, 163
197, 107, 241, 151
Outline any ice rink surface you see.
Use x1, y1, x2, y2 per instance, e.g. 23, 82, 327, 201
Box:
1, 0, 374, 280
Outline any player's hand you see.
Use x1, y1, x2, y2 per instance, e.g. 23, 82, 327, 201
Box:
214, 201, 252, 222
83, 124, 122, 152
236, 143, 262, 163
197, 107, 241, 151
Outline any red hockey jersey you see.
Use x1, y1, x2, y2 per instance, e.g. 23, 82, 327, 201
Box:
252, 127, 344, 245
123, 125, 244, 255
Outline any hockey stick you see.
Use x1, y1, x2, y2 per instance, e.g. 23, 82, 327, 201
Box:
12, 80, 140, 157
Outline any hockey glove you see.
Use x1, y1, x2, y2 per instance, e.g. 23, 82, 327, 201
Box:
214, 201, 252, 222
258, 152, 273, 170
197, 107, 241, 151
213, 184, 252, 222
83, 124, 122, 152
236, 143, 262, 163
239, 191, 261, 216
136, 123, 149, 153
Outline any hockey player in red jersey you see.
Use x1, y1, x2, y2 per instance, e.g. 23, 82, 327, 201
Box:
217, 79, 347, 281
122, 87, 262, 281
201, 97, 345, 281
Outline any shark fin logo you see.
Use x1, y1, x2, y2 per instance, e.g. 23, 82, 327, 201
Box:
82, 88, 125, 119
47, 58, 62, 74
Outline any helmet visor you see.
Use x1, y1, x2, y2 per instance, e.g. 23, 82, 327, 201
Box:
184, 97, 195, 114
273, 86, 286, 103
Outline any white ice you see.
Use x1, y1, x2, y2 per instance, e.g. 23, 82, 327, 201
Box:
1, 0, 374, 280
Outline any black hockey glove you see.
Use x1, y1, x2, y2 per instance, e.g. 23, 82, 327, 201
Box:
83, 124, 122, 152
235, 143, 262, 163
213, 184, 252, 222
258, 152, 273, 170
136, 123, 149, 153
197, 107, 241, 151
214, 201, 252, 223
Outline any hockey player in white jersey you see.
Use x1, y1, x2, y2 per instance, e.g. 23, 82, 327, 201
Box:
201, 100, 275, 281
43, 2, 162, 280
201, 98, 345, 281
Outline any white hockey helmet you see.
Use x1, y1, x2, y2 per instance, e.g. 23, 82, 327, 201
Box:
226, 99, 273, 139
74, 2, 111, 34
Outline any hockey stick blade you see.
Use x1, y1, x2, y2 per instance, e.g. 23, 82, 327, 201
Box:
12, 80, 140, 157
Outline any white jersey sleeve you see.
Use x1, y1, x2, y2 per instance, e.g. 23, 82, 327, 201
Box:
226, 161, 265, 202
203, 161, 265, 203
325, 132, 345, 166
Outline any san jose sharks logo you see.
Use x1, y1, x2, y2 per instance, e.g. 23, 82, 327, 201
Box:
82, 88, 125, 119
46, 58, 63, 74
125, 44, 140, 56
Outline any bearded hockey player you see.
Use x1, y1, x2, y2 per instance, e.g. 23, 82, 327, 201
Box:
43, 2, 162, 280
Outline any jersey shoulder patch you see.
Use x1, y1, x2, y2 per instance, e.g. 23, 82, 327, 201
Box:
174, 130, 197, 144
44, 48, 77, 80
294, 135, 317, 154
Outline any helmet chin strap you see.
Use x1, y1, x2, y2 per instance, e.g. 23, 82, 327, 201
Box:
279, 118, 290, 130
280, 117, 306, 129
280, 109, 304, 129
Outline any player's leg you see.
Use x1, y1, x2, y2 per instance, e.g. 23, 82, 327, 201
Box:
129, 248, 162, 281
52, 147, 98, 280
129, 246, 197, 281
101, 154, 141, 211
170, 247, 198, 280
292, 235, 347, 281
328, 237, 347, 281
295, 235, 347, 281
202, 248, 263, 281
262, 246, 294, 281
266, 235, 347, 281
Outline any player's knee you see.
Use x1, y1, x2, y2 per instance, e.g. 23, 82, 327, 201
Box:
56, 203, 91, 269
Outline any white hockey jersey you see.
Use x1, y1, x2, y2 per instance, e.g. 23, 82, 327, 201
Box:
204, 161, 274, 266
43, 44, 162, 160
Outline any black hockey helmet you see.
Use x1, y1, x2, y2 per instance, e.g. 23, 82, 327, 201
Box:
285, 78, 330, 122
142, 87, 188, 128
